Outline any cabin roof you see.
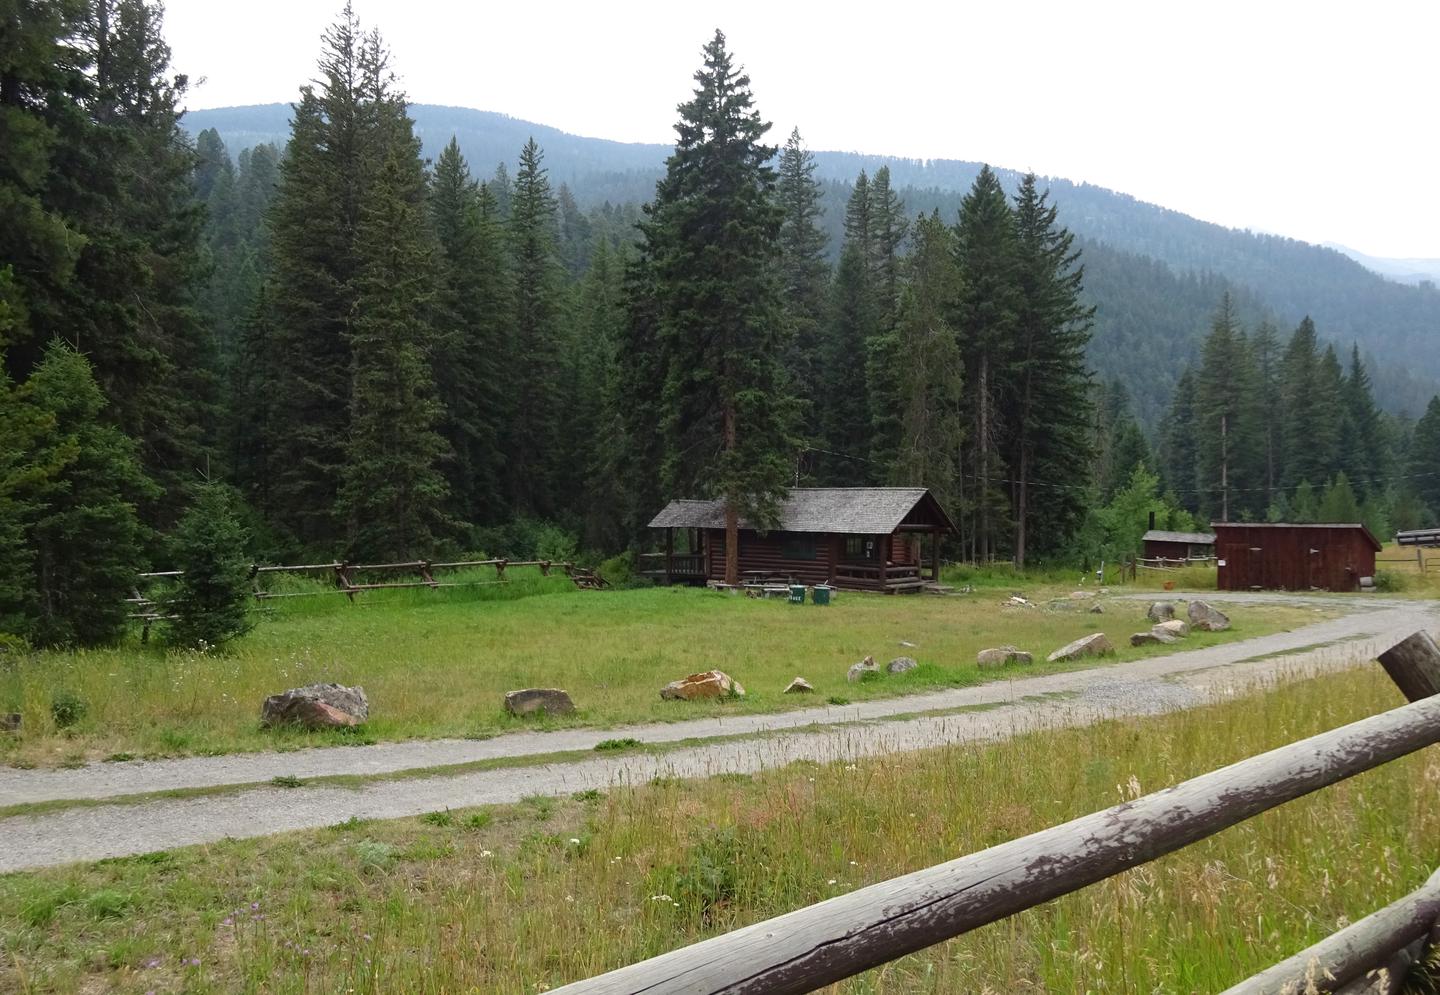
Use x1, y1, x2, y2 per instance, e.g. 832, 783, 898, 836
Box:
648, 487, 955, 535
1142, 530, 1216, 545
1210, 521, 1383, 552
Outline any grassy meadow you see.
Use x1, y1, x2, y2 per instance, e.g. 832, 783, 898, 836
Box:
1, 664, 1433, 993
0, 572, 1318, 768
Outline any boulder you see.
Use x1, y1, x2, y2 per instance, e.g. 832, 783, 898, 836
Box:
1146, 602, 1176, 623
1046, 633, 1115, 663
1069, 591, 1090, 600
0, 712, 19, 733
783, 676, 815, 694
504, 688, 575, 717
887, 656, 919, 674
847, 655, 880, 683
1130, 631, 1177, 647
1089, 604, 1104, 614
977, 645, 1032, 668
261, 683, 368, 729
660, 670, 746, 701
1188, 600, 1231, 632
1154, 619, 1190, 638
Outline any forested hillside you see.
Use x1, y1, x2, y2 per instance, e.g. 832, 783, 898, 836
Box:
187, 103, 1440, 418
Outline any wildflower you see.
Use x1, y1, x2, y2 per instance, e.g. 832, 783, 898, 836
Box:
568, 838, 581, 845
649, 894, 673, 903
827, 879, 837, 885
363, 934, 373, 941
849, 860, 858, 866
480, 849, 494, 857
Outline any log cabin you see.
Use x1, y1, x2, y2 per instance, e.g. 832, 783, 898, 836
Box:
1141, 529, 1216, 562
645, 487, 956, 593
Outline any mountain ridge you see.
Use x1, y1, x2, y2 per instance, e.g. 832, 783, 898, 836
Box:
185, 102, 1440, 419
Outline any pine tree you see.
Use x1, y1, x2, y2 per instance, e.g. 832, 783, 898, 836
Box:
429, 139, 509, 524
264, 5, 376, 548
1194, 294, 1262, 521
1251, 321, 1283, 502
1409, 395, 1440, 514
1007, 173, 1094, 564
775, 128, 829, 410
1158, 367, 1200, 510
1291, 480, 1320, 523
822, 241, 878, 479
506, 137, 567, 517
338, 103, 451, 560
952, 165, 1018, 560
12, 343, 152, 645
167, 483, 252, 649
869, 211, 963, 512
578, 239, 632, 550
1280, 317, 1340, 489
641, 30, 797, 584
1341, 344, 1388, 496
866, 165, 908, 325
1317, 472, 1361, 523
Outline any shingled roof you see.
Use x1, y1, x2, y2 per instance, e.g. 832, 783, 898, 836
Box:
648, 488, 955, 534
1142, 530, 1216, 545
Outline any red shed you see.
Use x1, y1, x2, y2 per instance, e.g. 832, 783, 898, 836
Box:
1212, 522, 1381, 592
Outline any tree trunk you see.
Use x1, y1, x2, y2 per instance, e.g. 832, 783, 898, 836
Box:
724, 401, 739, 586
978, 353, 989, 563
1220, 412, 1229, 521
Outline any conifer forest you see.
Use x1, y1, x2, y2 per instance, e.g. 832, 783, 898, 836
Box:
3, 2, 1438, 646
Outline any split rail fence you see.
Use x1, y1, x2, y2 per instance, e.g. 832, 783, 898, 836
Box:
551, 631, 1440, 995
128, 558, 606, 635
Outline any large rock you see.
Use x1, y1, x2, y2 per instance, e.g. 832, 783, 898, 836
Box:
0, 712, 20, 733
660, 670, 745, 701
504, 688, 575, 717
1154, 619, 1190, 638
887, 656, 919, 674
1069, 591, 1090, 600
1047, 633, 1115, 663
1089, 604, 1104, 614
261, 683, 368, 729
1188, 600, 1231, 632
1146, 602, 1176, 623
1130, 631, 1177, 647
783, 677, 815, 694
847, 655, 880, 683
977, 645, 1032, 669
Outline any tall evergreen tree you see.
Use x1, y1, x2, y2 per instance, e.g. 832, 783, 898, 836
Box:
1251, 320, 1283, 503
821, 239, 878, 478
1341, 344, 1388, 496
1194, 294, 1262, 520
641, 30, 796, 584
868, 211, 963, 512
1280, 317, 1340, 489
952, 165, 1018, 560
1158, 366, 1200, 509
506, 137, 567, 517
1006, 173, 1094, 564
1409, 395, 1440, 515
866, 165, 907, 325
338, 94, 450, 560
429, 138, 509, 525
775, 127, 829, 409
263, 5, 378, 548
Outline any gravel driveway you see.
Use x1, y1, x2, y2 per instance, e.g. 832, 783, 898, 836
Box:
0, 592, 1433, 872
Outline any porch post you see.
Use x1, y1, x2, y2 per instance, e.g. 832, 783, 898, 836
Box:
827, 533, 838, 584
932, 528, 941, 582
665, 527, 674, 586
879, 534, 890, 592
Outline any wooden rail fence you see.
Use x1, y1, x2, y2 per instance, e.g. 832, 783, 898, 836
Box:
550, 631, 1440, 995
127, 558, 606, 635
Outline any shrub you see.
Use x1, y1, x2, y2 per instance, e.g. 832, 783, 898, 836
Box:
50, 689, 87, 729
1373, 570, 1407, 592
166, 484, 253, 650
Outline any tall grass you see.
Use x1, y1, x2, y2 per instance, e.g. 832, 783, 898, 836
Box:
1, 665, 1433, 993
0, 585, 1311, 767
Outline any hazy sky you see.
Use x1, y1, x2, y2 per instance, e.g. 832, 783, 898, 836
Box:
166, 0, 1440, 259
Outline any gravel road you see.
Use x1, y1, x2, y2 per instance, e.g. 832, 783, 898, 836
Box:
0, 593, 1433, 871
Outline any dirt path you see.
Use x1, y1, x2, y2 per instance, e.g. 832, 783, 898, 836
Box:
0, 593, 1429, 810
0, 594, 1432, 872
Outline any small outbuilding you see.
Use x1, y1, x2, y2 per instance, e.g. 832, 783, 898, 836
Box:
1212, 522, 1381, 592
646, 487, 956, 593
1141, 529, 1215, 563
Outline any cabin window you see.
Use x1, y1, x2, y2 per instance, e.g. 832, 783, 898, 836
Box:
844, 535, 879, 561
783, 534, 818, 560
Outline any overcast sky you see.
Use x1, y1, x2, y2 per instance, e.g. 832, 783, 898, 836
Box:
166, 0, 1440, 259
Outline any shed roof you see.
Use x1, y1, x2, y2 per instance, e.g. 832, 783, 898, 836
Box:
1210, 522, 1382, 552
648, 488, 955, 535
1143, 530, 1216, 545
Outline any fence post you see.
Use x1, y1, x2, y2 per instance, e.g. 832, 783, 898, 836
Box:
1377, 631, 1440, 702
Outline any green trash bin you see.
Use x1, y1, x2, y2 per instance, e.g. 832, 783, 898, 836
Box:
812, 584, 832, 606
788, 584, 806, 604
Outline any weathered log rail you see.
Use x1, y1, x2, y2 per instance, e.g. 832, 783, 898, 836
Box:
550, 632, 1440, 995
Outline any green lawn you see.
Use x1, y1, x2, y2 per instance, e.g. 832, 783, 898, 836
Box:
1, 575, 1319, 767
0, 665, 1429, 993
